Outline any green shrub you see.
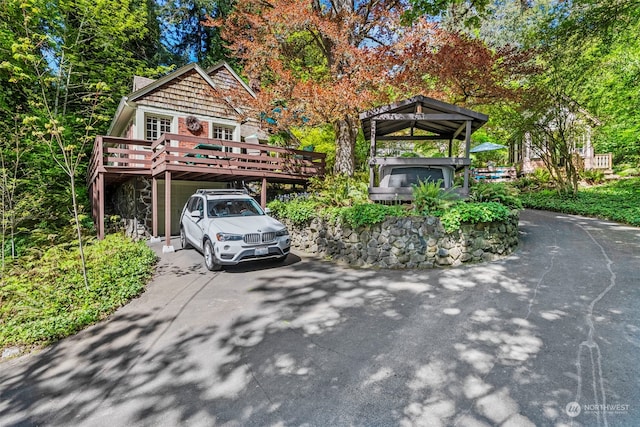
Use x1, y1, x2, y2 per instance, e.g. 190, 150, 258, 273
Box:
439, 202, 511, 233
412, 179, 460, 214
532, 167, 551, 184
513, 167, 559, 192
617, 167, 640, 177
520, 178, 640, 226
271, 174, 521, 234
267, 197, 319, 224
308, 174, 369, 207
580, 169, 605, 185
339, 203, 408, 228
469, 182, 523, 209
0, 234, 157, 349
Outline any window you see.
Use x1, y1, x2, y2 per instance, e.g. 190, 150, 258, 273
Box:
212, 125, 234, 141
145, 116, 172, 141
208, 199, 262, 217
186, 197, 203, 213
388, 167, 445, 188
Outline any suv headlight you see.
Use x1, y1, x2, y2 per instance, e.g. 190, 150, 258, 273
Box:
216, 232, 243, 241
275, 227, 289, 237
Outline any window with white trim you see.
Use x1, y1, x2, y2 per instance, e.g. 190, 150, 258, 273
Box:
212, 125, 234, 141
145, 115, 172, 141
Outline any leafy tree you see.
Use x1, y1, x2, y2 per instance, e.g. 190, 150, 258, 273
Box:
1, 0, 168, 280
405, 0, 494, 28
510, 0, 640, 166
441, 0, 640, 179
519, 90, 591, 194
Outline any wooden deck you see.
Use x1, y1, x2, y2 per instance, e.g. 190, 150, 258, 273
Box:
88, 133, 325, 241
88, 133, 325, 185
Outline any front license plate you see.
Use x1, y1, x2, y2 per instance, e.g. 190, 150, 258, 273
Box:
255, 247, 268, 256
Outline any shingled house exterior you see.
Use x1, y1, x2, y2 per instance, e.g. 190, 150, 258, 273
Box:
88, 62, 325, 250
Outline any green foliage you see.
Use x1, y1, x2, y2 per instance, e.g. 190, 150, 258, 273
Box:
412, 179, 459, 214
291, 125, 337, 171
0, 234, 157, 349
0, 0, 170, 258
156, 0, 236, 67
338, 203, 408, 228
308, 174, 369, 207
513, 168, 553, 191
291, 124, 368, 174
580, 169, 605, 185
269, 174, 409, 227
267, 198, 319, 225
439, 202, 511, 233
469, 182, 523, 209
617, 167, 640, 178
520, 178, 640, 226
405, 0, 491, 27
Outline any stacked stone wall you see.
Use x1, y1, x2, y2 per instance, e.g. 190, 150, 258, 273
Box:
279, 212, 519, 268
110, 177, 153, 240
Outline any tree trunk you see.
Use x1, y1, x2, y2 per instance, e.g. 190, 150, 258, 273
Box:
333, 115, 358, 176
69, 174, 90, 291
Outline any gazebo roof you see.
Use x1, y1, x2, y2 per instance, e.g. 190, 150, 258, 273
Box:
360, 95, 488, 141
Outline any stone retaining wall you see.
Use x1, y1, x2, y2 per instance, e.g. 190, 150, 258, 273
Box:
279, 212, 519, 269
111, 177, 152, 240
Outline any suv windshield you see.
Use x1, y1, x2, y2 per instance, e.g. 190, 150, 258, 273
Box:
208, 199, 264, 217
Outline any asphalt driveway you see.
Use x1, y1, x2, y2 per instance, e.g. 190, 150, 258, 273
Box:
0, 209, 638, 426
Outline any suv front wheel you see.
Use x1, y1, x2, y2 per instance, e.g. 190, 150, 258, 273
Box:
204, 239, 222, 271
180, 227, 191, 249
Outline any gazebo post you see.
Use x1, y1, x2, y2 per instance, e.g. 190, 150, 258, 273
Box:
463, 120, 472, 195
369, 119, 376, 188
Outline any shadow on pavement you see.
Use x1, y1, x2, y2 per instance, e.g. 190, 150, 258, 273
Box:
1, 210, 638, 426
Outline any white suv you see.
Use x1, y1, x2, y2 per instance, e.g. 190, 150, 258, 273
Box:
179, 189, 290, 271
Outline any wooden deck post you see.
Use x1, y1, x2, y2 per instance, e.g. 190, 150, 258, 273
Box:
97, 173, 105, 240
163, 171, 174, 252
261, 177, 267, 208
152, 176, 158, 238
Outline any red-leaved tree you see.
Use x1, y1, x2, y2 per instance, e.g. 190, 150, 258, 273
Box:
206, 1, 532, 175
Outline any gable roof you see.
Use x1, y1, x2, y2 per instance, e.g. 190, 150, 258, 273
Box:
206, 61, 256, 99
360, 95, 488, 141
108, 62, 255, 136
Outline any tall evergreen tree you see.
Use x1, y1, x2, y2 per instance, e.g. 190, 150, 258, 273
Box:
157, 0, 235, 67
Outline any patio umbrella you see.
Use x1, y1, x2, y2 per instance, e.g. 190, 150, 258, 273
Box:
469, 142, 507, 153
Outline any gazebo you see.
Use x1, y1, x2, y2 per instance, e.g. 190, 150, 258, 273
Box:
360, 95, 488, 200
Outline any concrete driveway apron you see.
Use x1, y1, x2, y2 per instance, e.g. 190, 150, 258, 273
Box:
1, 209, 638, 426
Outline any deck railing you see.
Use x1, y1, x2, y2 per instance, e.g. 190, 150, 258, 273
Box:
151, 133, 324, 179
88, 136, 153, 182
592, 153, 613, 171
89, 133, 325, 184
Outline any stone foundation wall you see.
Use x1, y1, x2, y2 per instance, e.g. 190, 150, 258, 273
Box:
111, 177, 153, 239
279, 212, 519, 268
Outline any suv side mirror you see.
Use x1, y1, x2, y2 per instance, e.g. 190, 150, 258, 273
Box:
191, 210, 202, 219
263, 207, 271, 214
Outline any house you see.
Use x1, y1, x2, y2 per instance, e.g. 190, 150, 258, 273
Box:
509, 103, 613, 175
88, 62, 325, 250
360, 95, 489, 200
